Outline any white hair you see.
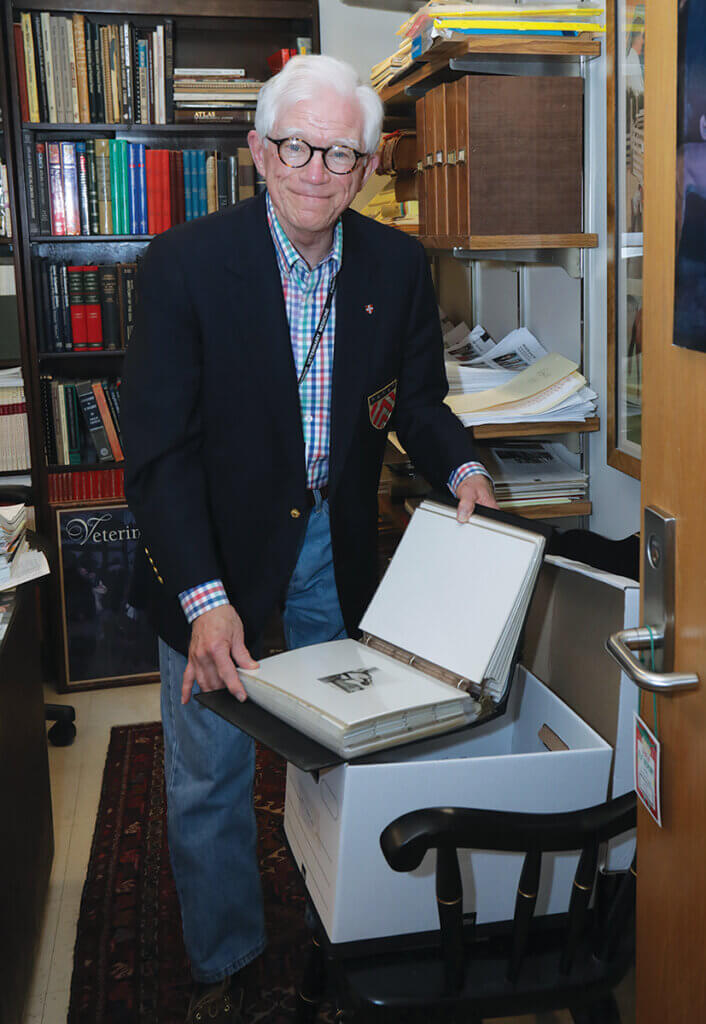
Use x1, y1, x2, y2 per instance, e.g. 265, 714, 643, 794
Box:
255, 54, 384, 155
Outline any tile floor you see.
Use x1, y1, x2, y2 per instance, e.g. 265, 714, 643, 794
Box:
25, 682, 635, 1024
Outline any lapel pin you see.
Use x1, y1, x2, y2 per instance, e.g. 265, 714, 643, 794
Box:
365, 304, 374, 315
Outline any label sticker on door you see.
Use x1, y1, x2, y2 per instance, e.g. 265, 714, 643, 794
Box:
634, 712, 662, 827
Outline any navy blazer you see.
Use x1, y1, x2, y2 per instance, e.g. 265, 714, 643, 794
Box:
121, 192, 478, 655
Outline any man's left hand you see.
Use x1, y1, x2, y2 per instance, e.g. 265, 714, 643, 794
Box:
456, 474, 499, 523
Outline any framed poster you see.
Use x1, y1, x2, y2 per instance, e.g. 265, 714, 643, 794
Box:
607, 0, 644, 477
56, 504, 158, 689
674, 0, 706, 351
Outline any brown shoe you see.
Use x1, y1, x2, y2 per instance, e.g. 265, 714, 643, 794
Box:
186, 975, 244, 1023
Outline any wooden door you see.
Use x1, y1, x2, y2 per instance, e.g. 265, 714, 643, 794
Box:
638, 0, 706, 1019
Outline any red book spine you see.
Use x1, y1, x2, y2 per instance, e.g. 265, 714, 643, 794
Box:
145, 149, 158, 234
46, 142, 66, 236
168, 150, 178, 228
13, 25, 30, 123
91, 382, 124, 460
175, 150, 185, 224
82, 265, 103, 349
159, 149, 171, 233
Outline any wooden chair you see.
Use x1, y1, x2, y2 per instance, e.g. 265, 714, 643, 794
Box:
297, 792, 636, 1023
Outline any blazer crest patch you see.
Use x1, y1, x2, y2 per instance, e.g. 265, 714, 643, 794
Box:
368, 379, 397, 430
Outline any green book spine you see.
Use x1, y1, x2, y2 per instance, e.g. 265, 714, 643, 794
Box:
119, 140, 130, 234
85, 138, 99, 233
109, 138, 121, 233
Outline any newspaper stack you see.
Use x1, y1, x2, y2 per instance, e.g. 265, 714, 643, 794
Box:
442, 324, 598, 426
473, 441, 588, 508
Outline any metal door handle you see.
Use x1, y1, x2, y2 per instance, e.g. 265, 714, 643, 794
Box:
606, 627, 699, 693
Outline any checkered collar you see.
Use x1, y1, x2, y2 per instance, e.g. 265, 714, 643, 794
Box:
266, 190, 343, 278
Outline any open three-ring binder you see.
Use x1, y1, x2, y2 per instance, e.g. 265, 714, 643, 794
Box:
197, 501, 551, 768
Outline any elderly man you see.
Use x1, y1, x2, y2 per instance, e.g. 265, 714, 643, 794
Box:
121, 54, 496, 1022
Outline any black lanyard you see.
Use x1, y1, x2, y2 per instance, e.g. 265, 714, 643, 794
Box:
297, 270, 339, 387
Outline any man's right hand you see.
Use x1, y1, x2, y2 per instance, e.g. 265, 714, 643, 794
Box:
181, 604, 259, 705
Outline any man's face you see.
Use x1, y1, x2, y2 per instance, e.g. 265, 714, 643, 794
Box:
249, 87, 379, 245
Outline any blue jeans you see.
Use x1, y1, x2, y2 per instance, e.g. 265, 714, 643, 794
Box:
159, 493, 346, 982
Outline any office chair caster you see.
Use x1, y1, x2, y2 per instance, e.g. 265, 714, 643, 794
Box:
46, 703, 76, 746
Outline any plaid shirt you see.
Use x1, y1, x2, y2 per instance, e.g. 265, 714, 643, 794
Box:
179, 194, 490, 622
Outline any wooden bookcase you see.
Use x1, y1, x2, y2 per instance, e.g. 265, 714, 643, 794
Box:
1, 0, 320, 690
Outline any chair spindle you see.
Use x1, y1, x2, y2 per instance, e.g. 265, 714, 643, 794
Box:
436, 845, 465, 992
508, 848, 541, 982
561, 842, 598, 974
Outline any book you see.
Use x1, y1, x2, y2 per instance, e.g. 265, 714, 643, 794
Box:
13, 24, 30, 123
66, 264, 88, 350
39, 11, 57, 123
163, 19, 175, 123
82, 265, 103, 349
72, 13, 91, 123
236, 501, 547, 758
22, 136, 39, 234
237, 148, 255, 201
75, 141, 90, 234
121, 22, 134, 123
91, 381, 123, 460
94, 138, 112, 233
58, 263, 72, 350
46, 142, 65, 234
75, 379, 112, 461
98, 264, 120, 349
47, 262, 62, 350
60, 141, 80, 235
21, 13, 40, 124
31, 12, 49, 123
117, 263, 137, 346
34, 143, 51, 234
174, 108, 256, 124
85, 139, 99, 233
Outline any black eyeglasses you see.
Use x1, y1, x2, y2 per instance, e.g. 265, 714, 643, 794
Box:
267, 136, 367, 175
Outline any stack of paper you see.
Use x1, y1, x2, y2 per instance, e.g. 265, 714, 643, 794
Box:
397, 3, 605, 56
359, 180, 419, 230
370, 38, 414, 92
0, 504, 26, 584
443, 325, 597, 425
474, 441, 588, 507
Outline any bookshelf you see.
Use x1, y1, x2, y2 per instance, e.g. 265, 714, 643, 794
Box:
375, 36, 602, 530
2, 0, 320, 690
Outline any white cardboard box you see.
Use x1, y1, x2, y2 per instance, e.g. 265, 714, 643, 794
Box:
284, 668, 612, 944
522, 555, 640, 869
283, 554, 640, 944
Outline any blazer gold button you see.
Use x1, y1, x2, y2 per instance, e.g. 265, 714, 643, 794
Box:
290, 508, 301, 519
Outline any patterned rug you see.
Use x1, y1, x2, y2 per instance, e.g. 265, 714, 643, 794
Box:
68, 723, 335, 1023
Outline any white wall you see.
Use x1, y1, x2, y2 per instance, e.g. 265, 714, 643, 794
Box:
319, 0, 405, 80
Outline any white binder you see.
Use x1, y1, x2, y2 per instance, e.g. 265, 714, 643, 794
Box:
239, 501, 546, 758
